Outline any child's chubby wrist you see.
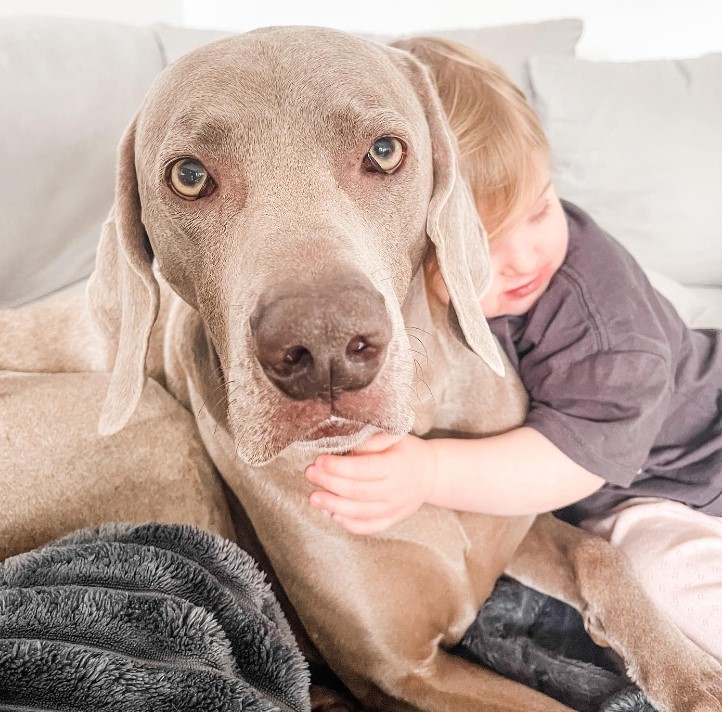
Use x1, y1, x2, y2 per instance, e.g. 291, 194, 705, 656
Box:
422, 438, 443, 506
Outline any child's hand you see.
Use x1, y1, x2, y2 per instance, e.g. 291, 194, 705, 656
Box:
305, 432, 438, 535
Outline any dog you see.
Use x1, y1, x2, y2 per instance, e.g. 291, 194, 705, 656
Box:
2, 26, 721, 711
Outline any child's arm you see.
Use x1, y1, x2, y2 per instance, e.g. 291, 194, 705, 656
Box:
305, 428, 605, 535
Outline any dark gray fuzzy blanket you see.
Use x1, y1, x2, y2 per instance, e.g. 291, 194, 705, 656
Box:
455, 576, 656, 712
0, 522, 310, 712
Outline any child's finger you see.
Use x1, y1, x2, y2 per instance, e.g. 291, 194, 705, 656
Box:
306, 466, 384, 501
309, 489, 390, 519
312, 453, 383, 480
351, 432, 405, 454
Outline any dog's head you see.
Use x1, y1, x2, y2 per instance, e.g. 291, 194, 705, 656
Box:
88, 26, 503, 464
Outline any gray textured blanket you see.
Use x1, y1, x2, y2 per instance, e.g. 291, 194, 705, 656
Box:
0, 522, 310, 712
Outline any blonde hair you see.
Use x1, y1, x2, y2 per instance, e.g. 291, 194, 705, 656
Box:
392, 36, 550, 241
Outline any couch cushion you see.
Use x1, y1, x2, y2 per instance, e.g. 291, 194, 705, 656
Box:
646, 271, 722, 330
529, 53, 722, 287
154, 19, 583, 96
0, 18, 164, 308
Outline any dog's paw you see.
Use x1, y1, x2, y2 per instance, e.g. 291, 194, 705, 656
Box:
686, 669, 722, 712
647, 648, 722, 712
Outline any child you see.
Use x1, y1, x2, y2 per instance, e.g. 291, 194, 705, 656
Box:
305, 37, 722, 662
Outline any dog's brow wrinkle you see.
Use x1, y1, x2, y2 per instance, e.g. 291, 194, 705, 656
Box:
327, 108, 409, 140
163, 110, 260, 158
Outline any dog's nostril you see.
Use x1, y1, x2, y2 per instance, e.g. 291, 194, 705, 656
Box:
347, 337, 367, 354
346, 336, 379, 362
273, 346, 312, 377
252, 274, 391, 401
284, 346, 309, 365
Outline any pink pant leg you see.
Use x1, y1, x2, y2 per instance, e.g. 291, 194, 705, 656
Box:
580, 497, 722, 663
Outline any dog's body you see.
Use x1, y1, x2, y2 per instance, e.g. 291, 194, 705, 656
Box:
1, 27, 721, 711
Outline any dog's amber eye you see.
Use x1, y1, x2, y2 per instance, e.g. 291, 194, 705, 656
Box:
363, 136, 405, 174
167, 158, 216, 199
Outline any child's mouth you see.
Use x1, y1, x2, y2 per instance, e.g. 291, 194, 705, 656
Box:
505, 272, 545, 299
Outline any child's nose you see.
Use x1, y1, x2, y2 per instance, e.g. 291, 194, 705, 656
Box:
504, 244, 539, 275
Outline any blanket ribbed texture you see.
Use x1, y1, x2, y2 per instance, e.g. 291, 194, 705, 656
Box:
0, 523, 310, 712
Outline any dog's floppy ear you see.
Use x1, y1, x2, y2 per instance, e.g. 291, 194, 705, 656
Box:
394, 50, 504, 377
87, 117, 160, 435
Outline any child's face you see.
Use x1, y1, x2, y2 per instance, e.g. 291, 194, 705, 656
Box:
479, 180, 568, 318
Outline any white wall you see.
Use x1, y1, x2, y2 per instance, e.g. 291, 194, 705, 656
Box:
0, 0, 182, 25
1, 0, 721, 60
183, 0, 722, 60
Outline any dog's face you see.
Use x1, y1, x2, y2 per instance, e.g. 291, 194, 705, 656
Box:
88, 27, 503, 464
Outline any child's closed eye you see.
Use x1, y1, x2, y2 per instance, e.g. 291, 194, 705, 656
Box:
529, 200, 551, 224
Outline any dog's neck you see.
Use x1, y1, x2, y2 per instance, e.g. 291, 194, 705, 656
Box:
400, 268, 528, 439
400, 268, 471, 434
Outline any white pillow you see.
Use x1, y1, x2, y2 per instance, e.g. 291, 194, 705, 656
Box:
529, 53, 722, 288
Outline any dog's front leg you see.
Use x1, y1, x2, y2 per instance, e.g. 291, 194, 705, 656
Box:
507, 514, 722, 712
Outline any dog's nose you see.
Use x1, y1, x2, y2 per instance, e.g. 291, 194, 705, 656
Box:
251, 273, 391, 401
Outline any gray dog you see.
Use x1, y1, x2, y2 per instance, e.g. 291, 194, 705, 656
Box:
1, 26, 721, 712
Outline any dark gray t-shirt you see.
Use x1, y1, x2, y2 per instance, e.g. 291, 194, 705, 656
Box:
488, 201, 722, 523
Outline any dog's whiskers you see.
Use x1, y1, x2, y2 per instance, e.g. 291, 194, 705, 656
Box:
411, 374, 435, 406
406, 382, 423, 409
412, 358, 421, 380
409, 348, 433, 367
209, 362, 226, 379
403, 384, 430, 432
197, 381, 241, 419
410, 358, 424, 379
405, 325, 432, 335
407, 334, 433, 366
370, 268, 395, 287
